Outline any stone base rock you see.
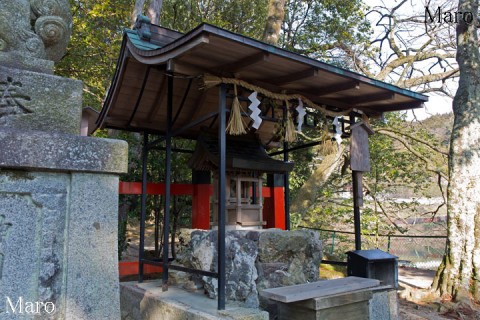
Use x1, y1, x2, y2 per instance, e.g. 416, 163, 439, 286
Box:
174, 228, 322, 309
120, 281, 269, 320
369, 287, 399, 320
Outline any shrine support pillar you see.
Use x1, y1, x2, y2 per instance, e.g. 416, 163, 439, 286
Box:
264, 174, 286, 230
350, 114, 375, 251
192, 170, 211, 229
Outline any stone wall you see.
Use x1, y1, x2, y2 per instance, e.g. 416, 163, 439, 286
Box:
172, 229, 322, 309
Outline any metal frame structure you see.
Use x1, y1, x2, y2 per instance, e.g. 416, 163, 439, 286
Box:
137, 79, 230, 309
135, 79, 301, 309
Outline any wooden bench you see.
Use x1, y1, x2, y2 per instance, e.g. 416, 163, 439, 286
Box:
260, 276, 380, 320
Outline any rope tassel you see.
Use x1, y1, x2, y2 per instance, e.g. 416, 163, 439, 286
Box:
226, 85, 247, 135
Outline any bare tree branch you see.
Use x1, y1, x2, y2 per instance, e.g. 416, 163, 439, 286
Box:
377, 130, 448, 180
376, 128, 449, 155
363, 181, 409, 233
343, 0, 458, 97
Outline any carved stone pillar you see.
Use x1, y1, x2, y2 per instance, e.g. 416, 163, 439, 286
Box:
0, 1, 128, 319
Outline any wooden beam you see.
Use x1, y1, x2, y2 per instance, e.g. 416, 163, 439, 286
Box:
316, 81, 360, 96
350, 92, 395, 105
238, 78, 354, 111
217, 52, 270, 73
300, 91, 353, 110
146, 73, 168, 121
376, 101, 424, 111
352, 171, 363, 250
127, 66, 151, 127
166, 59, 211, 75
339, 101, 423, 116
173, 111, 219, 137
119, 181, 197, 195
187, 88, 209, 122
269, 68, 318, 86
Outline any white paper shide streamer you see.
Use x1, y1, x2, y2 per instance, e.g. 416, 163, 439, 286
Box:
333, 116, 343, 145
248, 91, 262, 129
296, 98, 306, 132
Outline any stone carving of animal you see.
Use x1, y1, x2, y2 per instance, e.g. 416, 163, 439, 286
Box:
0, 0, 72, 62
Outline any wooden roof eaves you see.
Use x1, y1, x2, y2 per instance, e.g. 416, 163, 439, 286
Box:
357, 101, 425, 115
127, 23, 428, 103
98, 23, 430, 133
96, 32, 130, 130
126, 32, 210, 66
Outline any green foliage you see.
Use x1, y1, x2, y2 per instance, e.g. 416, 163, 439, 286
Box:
160, 0, 268, 38
118, 219, 128, 260
280, 0, 371, 62
57, 0, 371, 110
297, 112, 448, 240
56, 0, 133, 109
287, 111, 332, 200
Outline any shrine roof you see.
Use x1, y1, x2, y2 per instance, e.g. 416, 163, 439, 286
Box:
97, 22, 428, 142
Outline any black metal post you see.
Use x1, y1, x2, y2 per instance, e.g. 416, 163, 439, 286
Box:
162, 73, 173, 291
350, 114, 362, 250
217, 84, 227, 310
283, 141, 290, 230
283, 107, 291, 230
139, 132, 149, 282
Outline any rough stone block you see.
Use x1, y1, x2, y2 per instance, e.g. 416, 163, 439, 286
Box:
0, 52, 54, 74
0, 65, 82, 134
256, 229, 322, 309
174, 228, 322, 309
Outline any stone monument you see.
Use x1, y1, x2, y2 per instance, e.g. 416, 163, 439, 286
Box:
0, 1, 128, 319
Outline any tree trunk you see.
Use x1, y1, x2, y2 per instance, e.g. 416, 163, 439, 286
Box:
132, 0, 162, 25
262, 0, 286, 45
147, 0, 163, 25
433, 0, 480, 302
290, 145, 346, 218
132, 0, 146, 26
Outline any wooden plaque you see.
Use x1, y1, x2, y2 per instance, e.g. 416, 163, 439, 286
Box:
350, 122, 374, 172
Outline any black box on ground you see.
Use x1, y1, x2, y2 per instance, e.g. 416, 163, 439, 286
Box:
347, 249, 398, 288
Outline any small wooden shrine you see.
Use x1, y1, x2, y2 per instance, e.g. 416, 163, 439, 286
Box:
95, 18, 429, 309
189, 131, 293, 229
